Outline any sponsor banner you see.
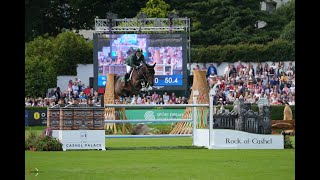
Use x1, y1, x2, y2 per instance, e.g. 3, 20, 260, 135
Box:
52, 130, 105, 151
211, 129, 284, 149
28, 110, 47, 126
125, 109, 185, 123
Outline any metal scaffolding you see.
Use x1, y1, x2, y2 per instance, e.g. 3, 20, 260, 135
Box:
95, 17, 190, 33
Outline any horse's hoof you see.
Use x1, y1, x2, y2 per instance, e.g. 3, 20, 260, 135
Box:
147, 87, 153, 91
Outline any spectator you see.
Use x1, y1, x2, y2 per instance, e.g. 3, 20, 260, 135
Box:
54, 87, 61, 101
206, 63, 217, 78
170, 92, 177, 104
229, 65, 237, 77
151, 91, 159, 102
236, 61, 244, 73
79, 92, 86, 100
256, 63, 263, 76
263, 63, 269, 74
224, 64, 231, 81
163, 92, 170, 104
156, 97, 165, 104
202, 63, 207, 70
248, 64, 255, 77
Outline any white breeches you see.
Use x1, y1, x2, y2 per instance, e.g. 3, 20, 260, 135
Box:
126, 65, 132, 74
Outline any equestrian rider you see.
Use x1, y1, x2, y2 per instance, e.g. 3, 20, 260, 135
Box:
123, 48, 146, 84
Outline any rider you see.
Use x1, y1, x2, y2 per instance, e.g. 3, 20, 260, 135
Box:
123, 48, 146, 85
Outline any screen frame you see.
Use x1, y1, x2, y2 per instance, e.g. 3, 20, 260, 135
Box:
93, 33, 188, 93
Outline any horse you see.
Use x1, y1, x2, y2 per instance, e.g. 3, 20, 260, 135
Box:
114, 63, 156, 98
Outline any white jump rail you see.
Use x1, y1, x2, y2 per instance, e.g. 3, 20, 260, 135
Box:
104, 104, 209, 108
105, 119, 192, 123
104, 98, 209, 145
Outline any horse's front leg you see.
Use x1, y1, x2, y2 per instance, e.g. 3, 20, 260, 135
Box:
132, 80, 143, 92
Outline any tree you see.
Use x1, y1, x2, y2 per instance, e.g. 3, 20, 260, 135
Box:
51, 31, 93, 76
25, 0, 149, 42
172, 0, 293, 46
25, 56, 56, 98
25, 0, 75, 42
106, 0, 148, 18
280, 20, 295, 44
140, 0, 170, 18
25, 31, 93, 97
25, 0, 50, 42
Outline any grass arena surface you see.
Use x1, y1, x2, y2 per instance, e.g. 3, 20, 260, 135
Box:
25, 127, 295, 180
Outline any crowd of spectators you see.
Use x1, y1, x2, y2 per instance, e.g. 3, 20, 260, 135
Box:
204, 61, 295, 106
25, 77, 102, 107
25, 61, 295, 107
114, 91, 189, 105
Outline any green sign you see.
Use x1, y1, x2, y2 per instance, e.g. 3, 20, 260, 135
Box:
125, 109, 186, 123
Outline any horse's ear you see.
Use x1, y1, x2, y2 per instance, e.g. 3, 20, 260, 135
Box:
152, 63, 156, 67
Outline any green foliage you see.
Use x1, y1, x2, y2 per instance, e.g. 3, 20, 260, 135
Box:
25, 130, 39, 150
52, 31, 93, 75
140, 0, 170, 18
284, 135, 294, 149
25, 0, 50, 42
107, 0, 149, 19
178, 0, 269, 45
35, 135, 63, 151
190, 39, 294, 63
25, 0, 148, 42
273, 0, 295, 23
25, 128, 63, 151
25, 56, 55, 97
280, 20, 295, 43
25, 31, 93, 98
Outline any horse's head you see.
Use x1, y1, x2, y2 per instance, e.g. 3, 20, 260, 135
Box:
139, 63, 156, 86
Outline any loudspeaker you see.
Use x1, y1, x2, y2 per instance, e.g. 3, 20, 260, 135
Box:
89, 77, 94, 88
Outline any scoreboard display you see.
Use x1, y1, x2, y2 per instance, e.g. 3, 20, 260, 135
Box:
93, 33, 188, 92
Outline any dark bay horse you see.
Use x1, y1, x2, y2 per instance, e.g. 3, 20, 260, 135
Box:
115, 63, 156, 97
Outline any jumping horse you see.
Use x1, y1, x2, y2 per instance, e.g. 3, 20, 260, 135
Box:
114, 63, 156, 98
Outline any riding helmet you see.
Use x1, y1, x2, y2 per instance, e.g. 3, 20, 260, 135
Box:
136, 48, 143, 53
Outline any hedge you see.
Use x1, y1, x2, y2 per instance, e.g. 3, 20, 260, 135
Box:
190, 39, 295, 63
26, 105, 295, 121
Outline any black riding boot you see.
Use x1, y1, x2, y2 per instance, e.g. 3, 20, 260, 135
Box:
122, 73, 129, 86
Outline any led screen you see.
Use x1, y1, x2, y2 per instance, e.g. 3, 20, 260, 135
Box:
93, 33, 188, 92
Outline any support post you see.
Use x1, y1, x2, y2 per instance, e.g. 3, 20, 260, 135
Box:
209, 91, 214, 148
192, 90, 199, 146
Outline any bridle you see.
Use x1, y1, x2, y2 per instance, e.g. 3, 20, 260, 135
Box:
136, 65, 154, 84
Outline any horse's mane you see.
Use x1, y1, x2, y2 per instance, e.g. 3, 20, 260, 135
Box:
140, 63, 155, 74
